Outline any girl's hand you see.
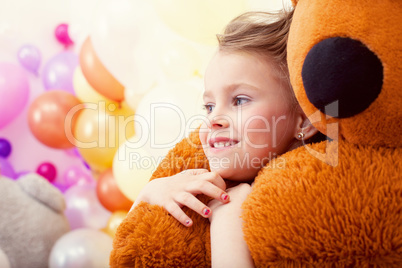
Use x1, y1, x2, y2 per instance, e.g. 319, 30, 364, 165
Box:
133, 169, 230, 227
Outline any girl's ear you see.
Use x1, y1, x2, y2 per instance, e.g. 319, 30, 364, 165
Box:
294, 108, 319, 141
300, 117, 319, 140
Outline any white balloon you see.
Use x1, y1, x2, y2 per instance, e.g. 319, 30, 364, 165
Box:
0, 0, 70, 56
49, 228, 113, 268
64, 184, 111, 230
124, 86, 147, 111
159, 41, 202, 80
68, 0, 100, 49
90, 0, 162, 89
113, 139, 156, 201
246, 0, 292, 11
150, 0, 246, 45
134, 80, 205, 159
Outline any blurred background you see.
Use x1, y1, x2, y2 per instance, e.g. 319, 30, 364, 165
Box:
0, 0, 290, 267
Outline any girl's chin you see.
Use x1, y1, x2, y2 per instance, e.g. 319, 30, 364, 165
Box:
210, 167, 255, 182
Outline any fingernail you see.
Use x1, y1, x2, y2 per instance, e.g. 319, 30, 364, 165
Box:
185, 219, 191, 225
221, 193, 229, 201
203, 208, 210, 216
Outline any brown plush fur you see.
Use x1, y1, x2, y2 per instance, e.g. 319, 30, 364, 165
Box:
288, 0, 402, 147
243, 140, 402, 266
111, 0, 402, 266
110, 132, 212, 267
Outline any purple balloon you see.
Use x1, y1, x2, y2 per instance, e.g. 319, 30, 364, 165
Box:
0, 62, 30, 129
55, 23, 74, 47
52, 182, 70, 193
15, 170, 30, 179
17, 44, 41, 74
36, 162, 57, 183
0, 138, 12, 158
41, 52, 78, 94
83, 161, 91, 170
0, 157, 16, 179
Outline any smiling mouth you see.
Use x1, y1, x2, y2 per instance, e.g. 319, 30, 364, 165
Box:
209, 138, 239, 148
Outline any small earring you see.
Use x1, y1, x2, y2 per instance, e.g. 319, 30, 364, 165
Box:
297, 132, 305, 140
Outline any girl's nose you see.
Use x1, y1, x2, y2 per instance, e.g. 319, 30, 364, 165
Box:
209, 114, 231, 129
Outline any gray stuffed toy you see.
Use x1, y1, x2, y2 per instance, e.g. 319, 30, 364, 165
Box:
0, 174, 70, 268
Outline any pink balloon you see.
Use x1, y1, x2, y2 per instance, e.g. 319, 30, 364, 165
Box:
17, 44, 41, 74
41, 52, 78, 94
64, 148, 81, 158
36, 162, 57, 183
61, 166, 94, 188
64, 184, 111, 230
55, 23, 74, 47
0, 62, 30, 129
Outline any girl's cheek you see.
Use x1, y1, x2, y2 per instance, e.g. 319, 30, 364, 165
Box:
199, 122, 209, 145
242, 118, 271, 145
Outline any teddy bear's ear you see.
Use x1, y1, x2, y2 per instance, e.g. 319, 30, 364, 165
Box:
17, 174, 66, 213
0, 248, 11, 268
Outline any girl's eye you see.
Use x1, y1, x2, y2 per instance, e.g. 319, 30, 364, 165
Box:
234, 96, 250, 106
203, 104, 215, 114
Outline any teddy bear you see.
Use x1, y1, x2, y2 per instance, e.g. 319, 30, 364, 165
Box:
110, 0, 402, 266
0, 174, 70, 268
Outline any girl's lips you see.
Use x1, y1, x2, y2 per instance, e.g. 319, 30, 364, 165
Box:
208, 137, 239, 149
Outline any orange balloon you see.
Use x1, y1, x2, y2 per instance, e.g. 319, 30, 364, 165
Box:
28, 90, 81, 149
96, 169, 133, 212
102, 210, 128, 238
80, 37, 125, 102
73, 101, 134, 170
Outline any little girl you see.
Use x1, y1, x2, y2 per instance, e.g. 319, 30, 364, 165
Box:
133, 8, 324, 267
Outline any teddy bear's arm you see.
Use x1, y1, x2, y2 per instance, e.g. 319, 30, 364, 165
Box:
110, 130, 212, 267
242, 141, 402, 267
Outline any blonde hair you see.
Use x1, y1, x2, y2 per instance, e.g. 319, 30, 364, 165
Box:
216, 9, 327, 145
217, 9, 296, 104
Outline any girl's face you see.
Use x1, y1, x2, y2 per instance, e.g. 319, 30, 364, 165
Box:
199, 50, 301, 181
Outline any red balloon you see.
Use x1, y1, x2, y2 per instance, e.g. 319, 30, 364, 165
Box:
37, 162, 57, 183
96, 168, 133, 212
80, 37, 125, 102
55, 23, 74, 47
28, 90, 81, 149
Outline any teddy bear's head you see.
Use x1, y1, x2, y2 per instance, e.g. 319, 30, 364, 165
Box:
288, 0, 402, 147
0, 174, 70, 268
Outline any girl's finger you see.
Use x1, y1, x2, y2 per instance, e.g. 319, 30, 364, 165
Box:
174, 192, 213, 219
164, 202, 193, 227
186, 179, 230, 203
199, 171, 227, 191
182, 169, 210, 175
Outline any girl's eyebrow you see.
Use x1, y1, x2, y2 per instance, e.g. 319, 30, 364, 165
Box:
203, 90, 211, 99
230, 83, 260, 92
203, 83, 260, 99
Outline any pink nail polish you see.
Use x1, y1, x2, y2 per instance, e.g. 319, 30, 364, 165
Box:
185, 219, 191, 225
221, 193, 229, 201
203, 208, 210, 216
